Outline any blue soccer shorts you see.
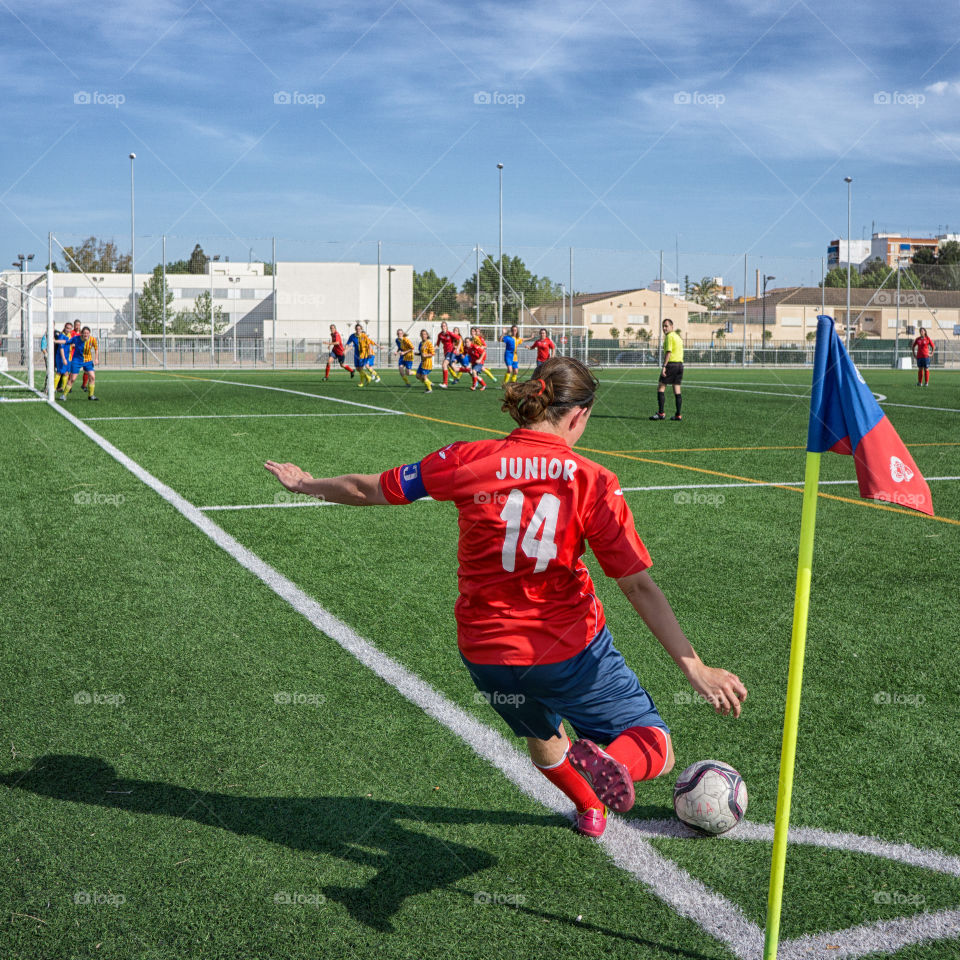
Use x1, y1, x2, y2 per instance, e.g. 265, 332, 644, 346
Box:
461, 625, 669, 743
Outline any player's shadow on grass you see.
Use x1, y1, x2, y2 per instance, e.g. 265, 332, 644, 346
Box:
0, 754, 555, 934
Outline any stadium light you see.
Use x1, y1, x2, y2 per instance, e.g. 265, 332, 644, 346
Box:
130, 152, 136, 368
497, 163, 503, 339
844, 176, 853, 349
762, 274, 776, 344
387, 266, 396, 337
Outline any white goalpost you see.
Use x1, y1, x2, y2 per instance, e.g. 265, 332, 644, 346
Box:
0, 273, 48, 403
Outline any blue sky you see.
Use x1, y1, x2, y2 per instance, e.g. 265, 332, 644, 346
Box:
1, 0, 958, 293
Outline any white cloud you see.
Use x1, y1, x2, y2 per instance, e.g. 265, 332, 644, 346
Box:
925, 80, 960, 96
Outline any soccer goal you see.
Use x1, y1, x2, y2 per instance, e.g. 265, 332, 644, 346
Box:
0, 273, 49, 403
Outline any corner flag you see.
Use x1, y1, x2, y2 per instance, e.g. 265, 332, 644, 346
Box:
808, 314, 933, 515
763, 315, 933, 960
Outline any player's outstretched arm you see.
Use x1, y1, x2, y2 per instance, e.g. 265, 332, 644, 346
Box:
264, 461, 388, 505
616, 570, 747, 717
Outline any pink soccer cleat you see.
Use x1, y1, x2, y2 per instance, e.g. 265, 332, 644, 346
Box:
569, 738, 635, 813
576, 805, 608, 838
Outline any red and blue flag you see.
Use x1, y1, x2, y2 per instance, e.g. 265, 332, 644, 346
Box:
808, 315, 932, 515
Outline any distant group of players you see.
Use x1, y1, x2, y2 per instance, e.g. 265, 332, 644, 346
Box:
42, 321, 100, 401
323, 321, 558, 393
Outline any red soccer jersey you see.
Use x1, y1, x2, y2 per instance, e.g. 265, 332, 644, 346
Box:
534, 338, 556, 362
437, 331, 457, 355
467, 341, 485, 364
913, 336, 934, 359
380, 429, 652, 665
331, 331, 344, 355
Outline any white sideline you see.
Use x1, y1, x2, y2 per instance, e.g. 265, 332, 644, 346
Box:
48, 400, 960, 959
81, 412, 401, 422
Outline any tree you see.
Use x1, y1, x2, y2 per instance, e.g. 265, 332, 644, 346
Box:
689, 276, 721, 309
414, 269, 457, 319
461, 254, 563, 324
762, 329, 773, 341
822, 264, 862, 288
624, 326, 635, 339
609, 328, 620, 339
637, 327, 651, 341
60, 236, 131, 273
188, 290, 227, 334
137, 267, 175, 334
859, 258, 916, 290
912, 242, 960, 290
806, 331, 816, 341
714, 327, 726, 340
188, 244, 209, 275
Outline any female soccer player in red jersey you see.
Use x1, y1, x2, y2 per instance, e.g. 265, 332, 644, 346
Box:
526, 328, 556, 364
265, 357, 746, 838
325, 325, 355, 380
912, 327, 935, 386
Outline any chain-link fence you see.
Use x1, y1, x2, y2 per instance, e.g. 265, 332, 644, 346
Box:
5, 332, 957, 373
3, 235, 959, 373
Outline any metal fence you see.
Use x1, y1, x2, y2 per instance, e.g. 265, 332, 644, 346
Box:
3, 334, 957, 372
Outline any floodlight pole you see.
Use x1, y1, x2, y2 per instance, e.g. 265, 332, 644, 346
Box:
162, 234, 167, 370
762, 274, 776, 347
893, 261, 901, 369
569, 246, 574, 359
742, 254, 748, 366
130, 153, 136, 368
476, 243, 481, 327
377, 240, 382, 360
659, 250, 664, 363
844, 176, 853, 350
387, 266, 396, 341
46, 233, 54, 403
497, 162, 503, 340
272, 237, 277, 369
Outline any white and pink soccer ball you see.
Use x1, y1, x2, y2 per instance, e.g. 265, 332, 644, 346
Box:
673, 760, 748, 835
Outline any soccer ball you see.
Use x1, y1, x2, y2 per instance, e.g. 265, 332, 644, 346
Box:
673, 760, 747, 835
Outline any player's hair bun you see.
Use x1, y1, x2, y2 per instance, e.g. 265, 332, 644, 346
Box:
501, 356, 598, 427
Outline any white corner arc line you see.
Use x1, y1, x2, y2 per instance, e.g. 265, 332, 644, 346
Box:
47, 400, 960, 959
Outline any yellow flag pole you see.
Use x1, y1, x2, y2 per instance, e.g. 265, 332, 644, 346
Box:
763, 449, 822, 959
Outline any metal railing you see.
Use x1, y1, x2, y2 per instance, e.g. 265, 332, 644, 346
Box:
3, 335, 957, 371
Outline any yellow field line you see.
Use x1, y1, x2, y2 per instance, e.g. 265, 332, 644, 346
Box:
154, 372, 960, 526
607, 444, 805, 454
606, 441, 960, 454
575, 445, 960, 527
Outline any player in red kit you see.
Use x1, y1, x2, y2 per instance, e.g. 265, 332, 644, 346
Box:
526, 328, 556, 364
265, 357, 746, 839
436, 321, 459, 389
471, 327, 497, 382
912, 327, 935, 386
467, 336, 487, 392
325, 325, 354, 380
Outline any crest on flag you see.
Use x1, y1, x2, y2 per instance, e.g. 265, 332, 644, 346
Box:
890, 456, 913, 483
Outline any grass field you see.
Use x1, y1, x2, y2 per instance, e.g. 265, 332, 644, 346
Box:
2, 364, 959, 960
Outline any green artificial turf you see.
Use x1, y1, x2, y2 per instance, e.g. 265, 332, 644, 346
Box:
2, 365, 959, 959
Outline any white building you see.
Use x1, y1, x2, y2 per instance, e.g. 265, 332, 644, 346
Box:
827, 239, 871, 269
0, 261, 413, 342
649, 279, 681, 297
